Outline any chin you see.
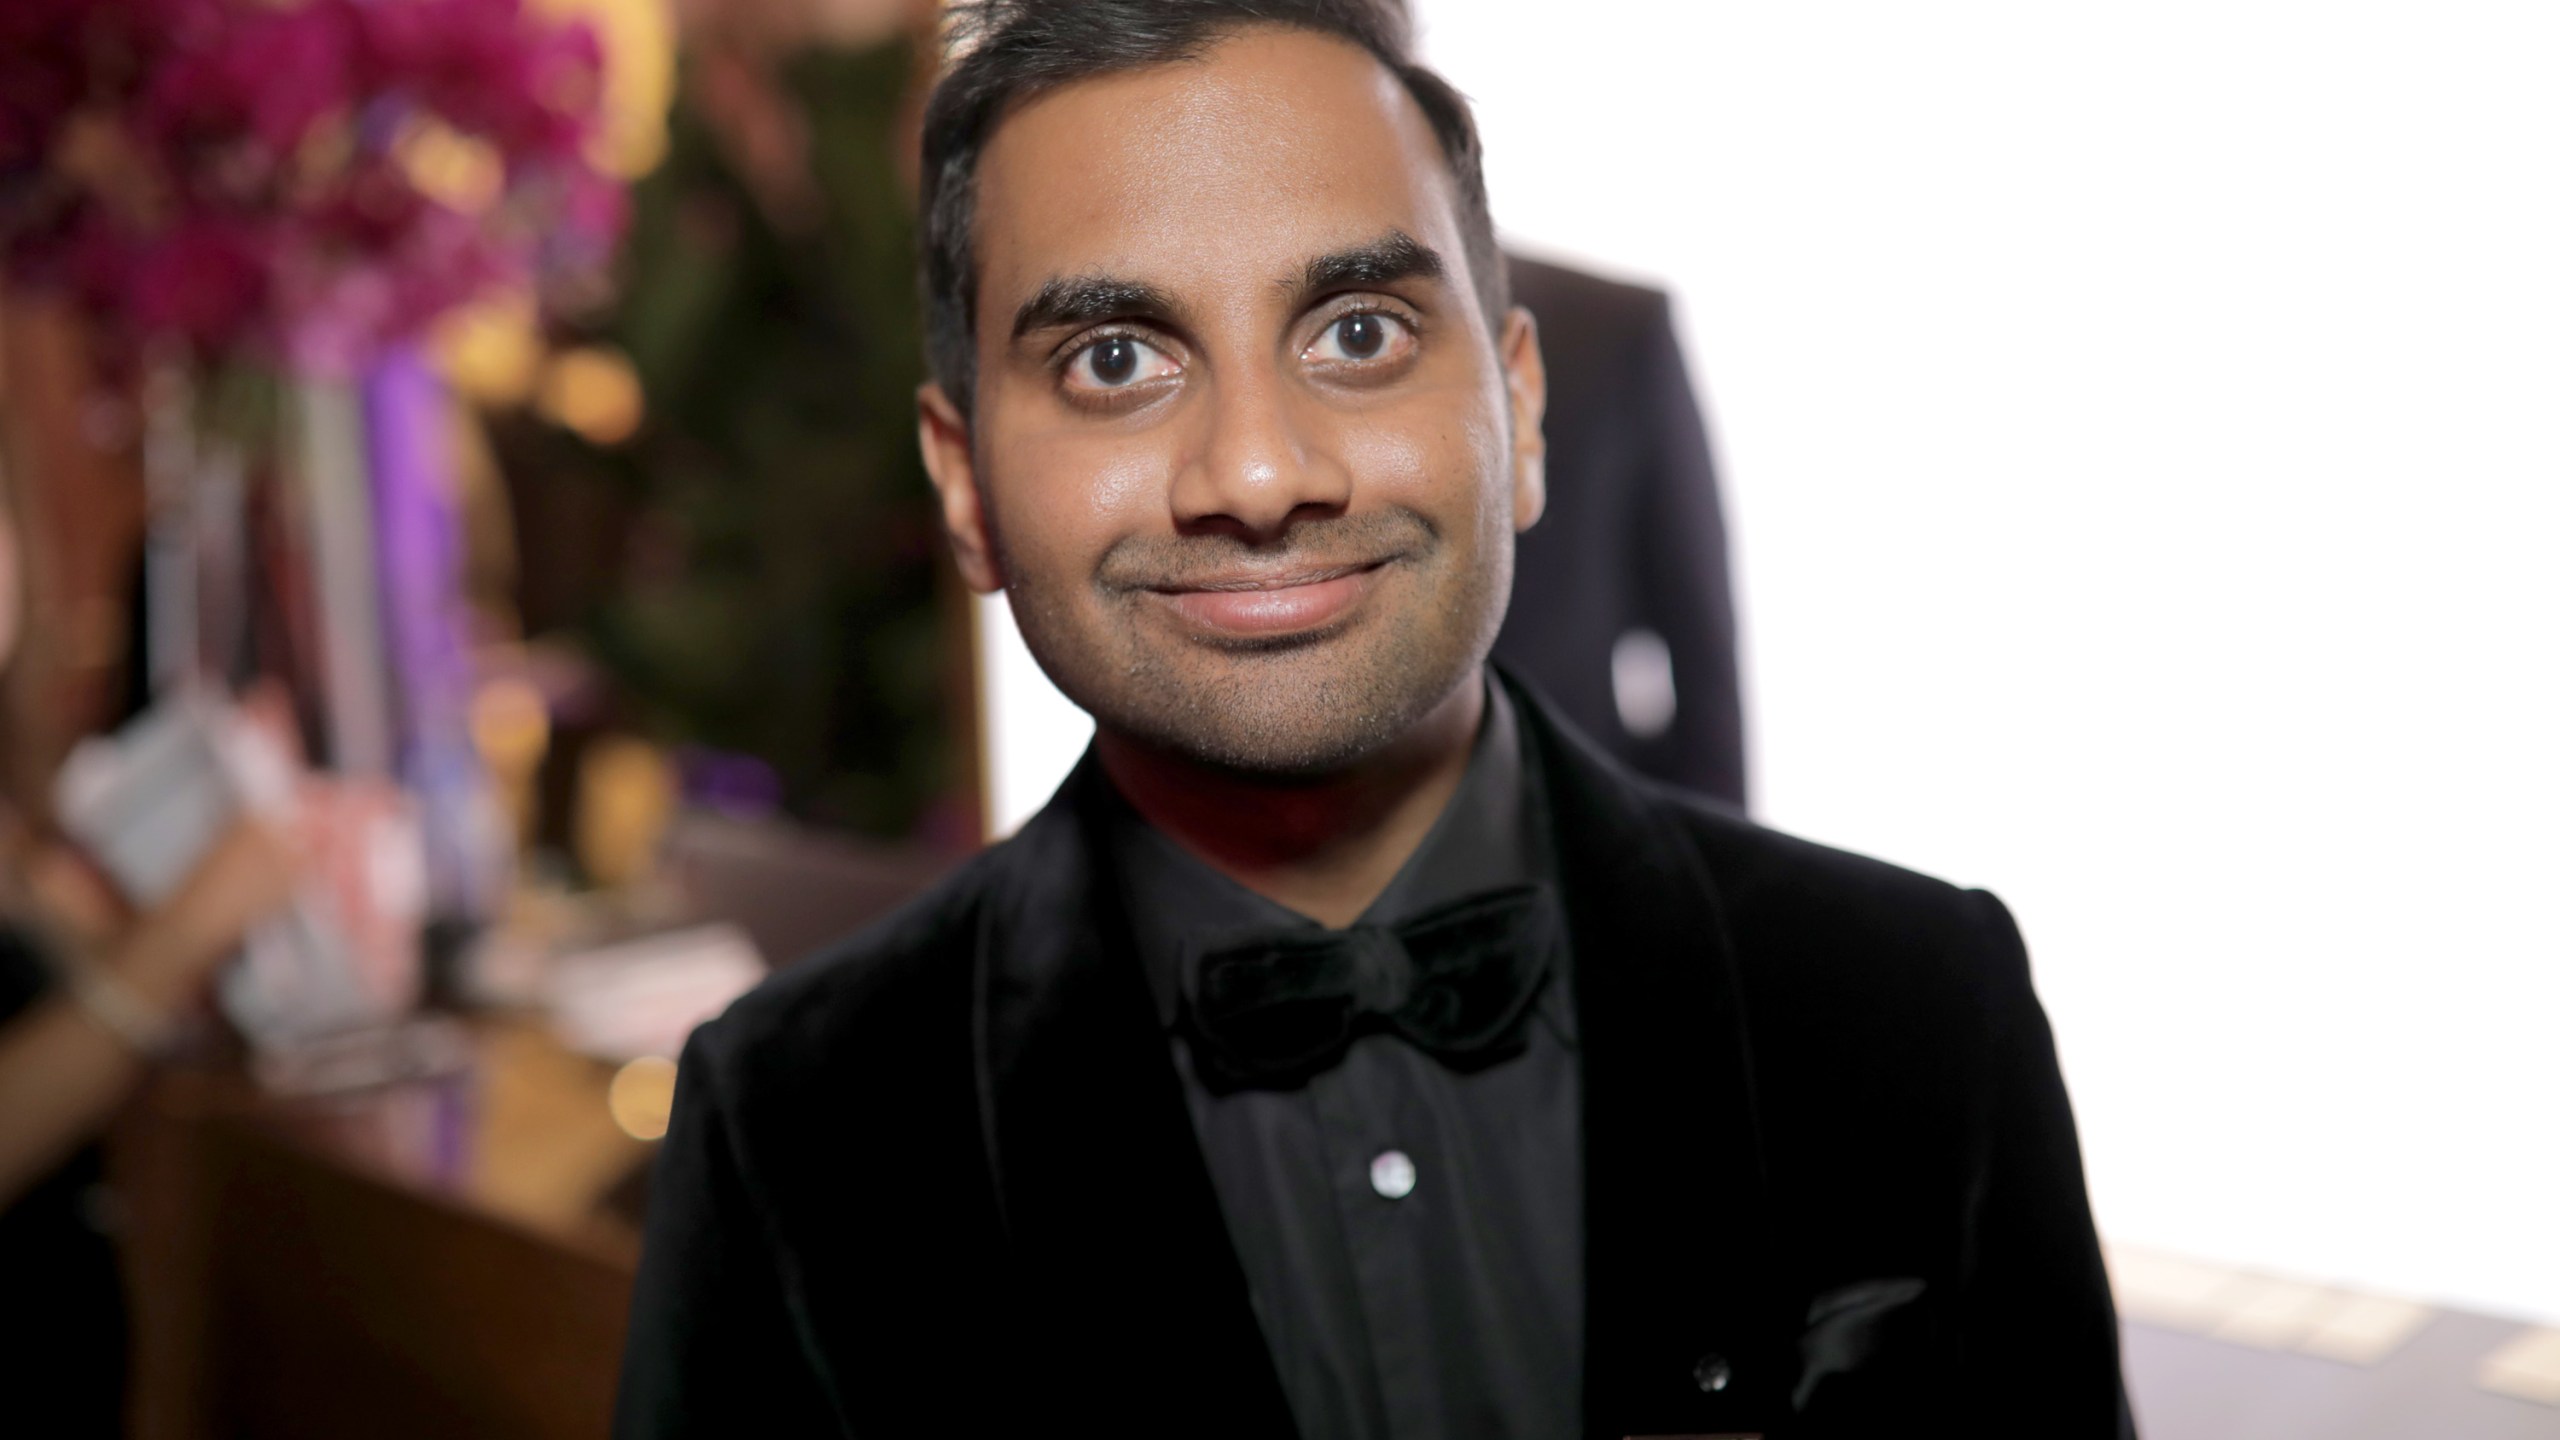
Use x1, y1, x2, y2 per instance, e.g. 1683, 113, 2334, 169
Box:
1076, 628, 1487, 778
1138, 699, 1417, 778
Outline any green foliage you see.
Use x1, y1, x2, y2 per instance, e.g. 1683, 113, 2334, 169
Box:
579, 40, 953, 838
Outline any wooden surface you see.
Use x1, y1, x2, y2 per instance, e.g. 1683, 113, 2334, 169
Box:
99, 825, 957, 1438
114, 1019, 648, 1440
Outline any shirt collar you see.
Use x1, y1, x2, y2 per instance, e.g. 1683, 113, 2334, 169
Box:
1100, 676, 1540, 1029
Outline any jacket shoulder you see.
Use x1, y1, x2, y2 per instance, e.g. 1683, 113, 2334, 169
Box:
1644, 780, 2034, 1019
1517, 669, 2023, 996
682, 839, 1003, 1107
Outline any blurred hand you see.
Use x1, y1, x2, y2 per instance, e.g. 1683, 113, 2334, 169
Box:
121, 819, 303, 1002
22, 843, 130, 950
236, 679, 306, 771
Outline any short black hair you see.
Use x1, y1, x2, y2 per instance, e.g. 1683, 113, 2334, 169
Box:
919, 0, 1506, 416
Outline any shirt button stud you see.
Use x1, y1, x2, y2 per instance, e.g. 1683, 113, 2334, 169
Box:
1368, 1149, 1417, 1200
1692, 1352, 1733, 1394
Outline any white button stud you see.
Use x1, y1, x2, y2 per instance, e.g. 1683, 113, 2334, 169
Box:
1369, 1149, 1417, 1200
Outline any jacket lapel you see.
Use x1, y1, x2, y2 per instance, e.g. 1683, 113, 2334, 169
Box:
972, 755, 1298, 1436
1515, 678, 1796, 1437
972, 691, 1792, 1437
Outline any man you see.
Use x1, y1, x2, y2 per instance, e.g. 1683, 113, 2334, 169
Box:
615, 2, 2132, 1436
1499, 256, 1748, 808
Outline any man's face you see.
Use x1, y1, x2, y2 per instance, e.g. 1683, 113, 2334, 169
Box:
922, 26, 1545, 776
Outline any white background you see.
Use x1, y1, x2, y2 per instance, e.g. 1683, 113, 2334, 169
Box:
977, 3, 2560, 1322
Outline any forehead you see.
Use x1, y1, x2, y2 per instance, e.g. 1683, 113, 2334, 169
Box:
971, 26, 1466, 321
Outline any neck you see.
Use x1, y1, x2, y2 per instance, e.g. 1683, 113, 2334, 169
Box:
1096, 672, 1486, 929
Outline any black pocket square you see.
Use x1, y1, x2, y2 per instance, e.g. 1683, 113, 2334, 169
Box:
1795, 1276, 1929, 1412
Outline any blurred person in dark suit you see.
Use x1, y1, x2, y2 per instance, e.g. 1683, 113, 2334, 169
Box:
0, 502, 300, 1436
1498, 257, 1747, 809
618, 2, 2130, 1436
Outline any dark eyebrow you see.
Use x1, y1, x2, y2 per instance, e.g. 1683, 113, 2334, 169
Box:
1296, 230, 1446, 300
1008, 232, 1445, 342
1010, 276, 1181, 342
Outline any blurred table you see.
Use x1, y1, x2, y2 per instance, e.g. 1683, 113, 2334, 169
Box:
114, 1018, 651, 1440
108, 823, 961, 1439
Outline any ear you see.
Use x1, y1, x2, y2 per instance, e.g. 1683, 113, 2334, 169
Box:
918, 382, 1005, 593
1498, 306, 1548, 533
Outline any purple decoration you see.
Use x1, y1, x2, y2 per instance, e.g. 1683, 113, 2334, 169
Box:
364, 343, 496, 917
678, 746, 785, 819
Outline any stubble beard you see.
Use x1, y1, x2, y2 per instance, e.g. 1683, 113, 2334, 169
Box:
999, 509, 1513, 778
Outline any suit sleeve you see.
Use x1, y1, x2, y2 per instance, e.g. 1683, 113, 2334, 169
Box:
1958, 891, 2139, 1438
1624, 294, 1749, 809
614, 1025, 841, 1438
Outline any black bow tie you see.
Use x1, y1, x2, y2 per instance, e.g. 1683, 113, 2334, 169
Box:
1180, 883, 1562, 1092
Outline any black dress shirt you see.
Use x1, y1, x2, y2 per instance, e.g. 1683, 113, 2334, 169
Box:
1098, 682, 1584, 1440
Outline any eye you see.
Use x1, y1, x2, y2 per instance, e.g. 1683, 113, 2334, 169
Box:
1064, 333, 1180, 392
1305, 310, 1414, 365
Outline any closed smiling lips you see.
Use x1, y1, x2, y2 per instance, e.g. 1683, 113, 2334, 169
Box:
1146, 559, 1393, 638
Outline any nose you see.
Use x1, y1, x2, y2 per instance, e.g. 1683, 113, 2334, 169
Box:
1169, 368, 1352, 540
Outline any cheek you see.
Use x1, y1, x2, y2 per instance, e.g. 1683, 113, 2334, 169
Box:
1332, 391, 1514, 540
1332, 417, 1431, 502
984, 424, 1175, 581
1461, 407, 1511, 527
1058, 432, 1164, 521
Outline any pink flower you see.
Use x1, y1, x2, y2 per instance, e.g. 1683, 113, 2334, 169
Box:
268, 176, 522, 377
0, 0, 108, 181
139, 0, 357, 163
2, 0, 625, 376
358, 0, 603, 162
516, 158, 627, 269
115, 210, 273, 352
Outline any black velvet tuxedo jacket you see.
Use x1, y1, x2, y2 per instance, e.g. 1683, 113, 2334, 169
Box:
615, 679, 2133, 1438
